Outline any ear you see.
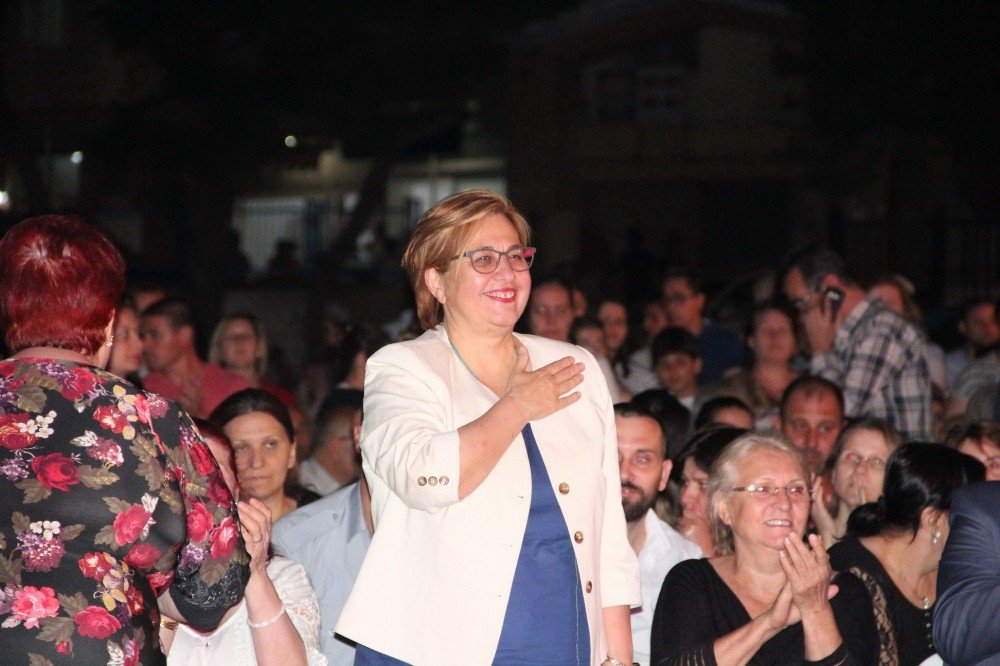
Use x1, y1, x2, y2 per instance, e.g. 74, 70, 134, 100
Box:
287, 441, 297, 470
178, 324, 195, 346
658, 458, 673, 493
716, 495, 733, 527
424, 268, 447, 305
920, 506, 944, 533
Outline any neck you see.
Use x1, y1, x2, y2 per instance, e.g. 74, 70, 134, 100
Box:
732, 543, 786, 591
262, 492, 294, 523
444, 321, 518, 384
231, 365, 257, 385
162, 351, 204, 385
11, 346, 100, 367
626, 514, 648, 555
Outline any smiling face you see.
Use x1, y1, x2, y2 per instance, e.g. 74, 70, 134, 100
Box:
425, 213, 530, 338
223, 411, 295, 504
718, 448, 810, 554
832, 428, 891, 510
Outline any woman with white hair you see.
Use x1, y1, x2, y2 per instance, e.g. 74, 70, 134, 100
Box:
651, 433, 878, 665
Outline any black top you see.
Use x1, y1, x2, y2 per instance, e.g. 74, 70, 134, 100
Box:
651, 558, 878, 666
829, 537, 935, 666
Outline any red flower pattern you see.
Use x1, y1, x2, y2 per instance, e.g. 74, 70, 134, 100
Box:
78, 552, 117, 580
31, 453, 79, 491
93, 404, 130, 434
112, 506, 152, 546
186, 501, 214, 543
74, 606, 122, 639
11, 586, 60, 628
123, 543, 161, 569
210, 515, 239, 559
60, 367, 97, 401
0, 413, 37, 450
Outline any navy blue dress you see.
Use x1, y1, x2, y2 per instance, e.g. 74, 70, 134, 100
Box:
356, 424, 589, 666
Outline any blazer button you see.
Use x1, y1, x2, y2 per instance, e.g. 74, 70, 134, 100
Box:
573, 531, 584, 544
428, 476, 438, 486
558, 482, 570, 495
439, 475, 450, 485
585, 581, 592, 593
417, 476, 427, 486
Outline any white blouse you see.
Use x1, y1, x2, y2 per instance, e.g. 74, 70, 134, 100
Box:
168, 556, 326, 666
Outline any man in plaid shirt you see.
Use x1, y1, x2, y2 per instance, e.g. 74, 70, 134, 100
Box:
782, 248, 934, 441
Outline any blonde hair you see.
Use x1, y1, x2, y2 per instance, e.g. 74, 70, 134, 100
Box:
208, 313, 267, 379
708, 432, 809, 555
402, 189, 531, 330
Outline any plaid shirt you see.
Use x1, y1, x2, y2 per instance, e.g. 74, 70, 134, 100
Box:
811, 295, 934, 440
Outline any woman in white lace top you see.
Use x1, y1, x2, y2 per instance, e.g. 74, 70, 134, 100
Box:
161, 420, 326, 665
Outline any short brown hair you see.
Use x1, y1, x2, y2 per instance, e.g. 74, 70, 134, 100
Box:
402, 189, 531, 330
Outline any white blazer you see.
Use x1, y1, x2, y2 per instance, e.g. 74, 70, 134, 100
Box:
336, 326, 641, 665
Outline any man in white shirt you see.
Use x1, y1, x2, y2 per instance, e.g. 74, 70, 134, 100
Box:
616, 402, 702, 665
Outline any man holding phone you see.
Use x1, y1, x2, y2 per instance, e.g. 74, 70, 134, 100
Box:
782, 247, 933, 440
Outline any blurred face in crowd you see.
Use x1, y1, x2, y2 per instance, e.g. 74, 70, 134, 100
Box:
957, 435, 1000, 481
655, 352, 701, 399
574, 324, 608, 359
223, 411, 296, 504
140, 315, 189, 372
598, 301, 629, 354
961, 302, 1000, 350
219, 317, 261, 374
780, 387, 844, 474
679, 457, 710, 523
643, 301, 669, 340
529, 283, 574, 342
661, 277, 705, 333
429, 214, 531, 336
109, 306, 143, 376
831, 428, 892, 510
718, 448, 810, 553
748, 308, 797, 365
617, 414, 671, 523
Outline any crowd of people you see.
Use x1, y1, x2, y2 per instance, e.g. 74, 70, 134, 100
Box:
2, 192, 1000, 666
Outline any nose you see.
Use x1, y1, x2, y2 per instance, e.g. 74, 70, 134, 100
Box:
249, 447, 263, 469
803, 428, 818, 447
679, 483, 696, 507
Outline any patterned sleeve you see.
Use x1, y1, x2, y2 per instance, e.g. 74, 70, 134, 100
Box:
270, 557, 327, 666
147, 397, 250, 631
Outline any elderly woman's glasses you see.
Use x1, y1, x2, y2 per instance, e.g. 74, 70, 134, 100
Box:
731, 484, 810, 501
451, 246, 536, 274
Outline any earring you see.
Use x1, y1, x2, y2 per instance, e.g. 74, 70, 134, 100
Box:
932, 530, 941, 545
105, 335, 115, 348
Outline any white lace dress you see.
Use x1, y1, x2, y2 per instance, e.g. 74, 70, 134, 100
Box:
167, 556, 327, 666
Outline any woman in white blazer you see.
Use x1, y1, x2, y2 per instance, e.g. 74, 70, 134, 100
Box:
336, 190, 640, 666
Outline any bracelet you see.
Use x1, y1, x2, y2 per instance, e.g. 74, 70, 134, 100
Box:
601, 658, 639, 666
246, 604, 286, 629
159, 617, 179, 631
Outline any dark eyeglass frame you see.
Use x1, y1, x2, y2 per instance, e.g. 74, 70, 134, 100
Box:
450, 246, 536, 274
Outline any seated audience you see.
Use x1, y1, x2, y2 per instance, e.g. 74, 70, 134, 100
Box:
272, 404, 372, 666
811, 418, 903, 549
210, 389, 318, 522
672, 426, 748, 558
828, 443, 984, 665
527, 277, 575, 342
163, 420, 325, 665
782, 247, 933, 440
598, 297, 660, 394
615, 403, 702, 666
943, 420, 1000, 480
651, 433, 878, 665
933, 482, 1000, 665
660, 267, 744, 383
943, 297, 999, 389
694, 396, 755, 430
779, 376, 846, 475
209, 313, 297, 406
571, 317, 628, 402
297, 390, 363, 496
652, 326, 702, 411
701, 301, 799, 428
141, 297, 250, 417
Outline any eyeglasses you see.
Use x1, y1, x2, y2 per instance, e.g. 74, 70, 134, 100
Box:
839, 452, 886, 470
731, 484, 810, 501
451, 246, 536, 274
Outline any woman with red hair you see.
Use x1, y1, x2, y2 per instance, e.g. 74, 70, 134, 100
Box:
0, 216, 250, 665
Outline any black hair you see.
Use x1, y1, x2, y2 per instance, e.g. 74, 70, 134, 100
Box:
781, 245, 856, 290
569, 316, 603, 345
613, 402, 667, 458
330, 324, 389, 386
694, 396, 754, 430
209, 388, 295, 441
661, 266, 704, 295
651, 326, 700, 363
141, 296, 196, 330
779, 375, 845, 422
846, 442, 985, 538
630, 389, 691, 461
671, 426, 749, 484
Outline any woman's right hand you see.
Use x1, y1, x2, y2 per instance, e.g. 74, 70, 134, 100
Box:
237, 498, 273, 576
504, 346, 584, 422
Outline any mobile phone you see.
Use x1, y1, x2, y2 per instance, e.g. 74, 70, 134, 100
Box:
823, 287, 844, 320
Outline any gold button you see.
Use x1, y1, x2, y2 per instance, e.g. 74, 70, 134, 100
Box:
585, 581, 592, 593
573, 531, 584, 544
417, 476, 427, 486
439, 475, 450, 485
428, 476, 438, 486
558, 482, 570, 495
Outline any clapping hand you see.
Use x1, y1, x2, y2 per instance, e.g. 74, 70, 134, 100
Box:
780, 532, 839, 619
238, 498, 273, 575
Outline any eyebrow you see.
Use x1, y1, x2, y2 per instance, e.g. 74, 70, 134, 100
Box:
467, 243, 524, 252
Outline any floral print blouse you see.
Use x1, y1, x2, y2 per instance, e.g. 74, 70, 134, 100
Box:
0, 358, 250, 665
